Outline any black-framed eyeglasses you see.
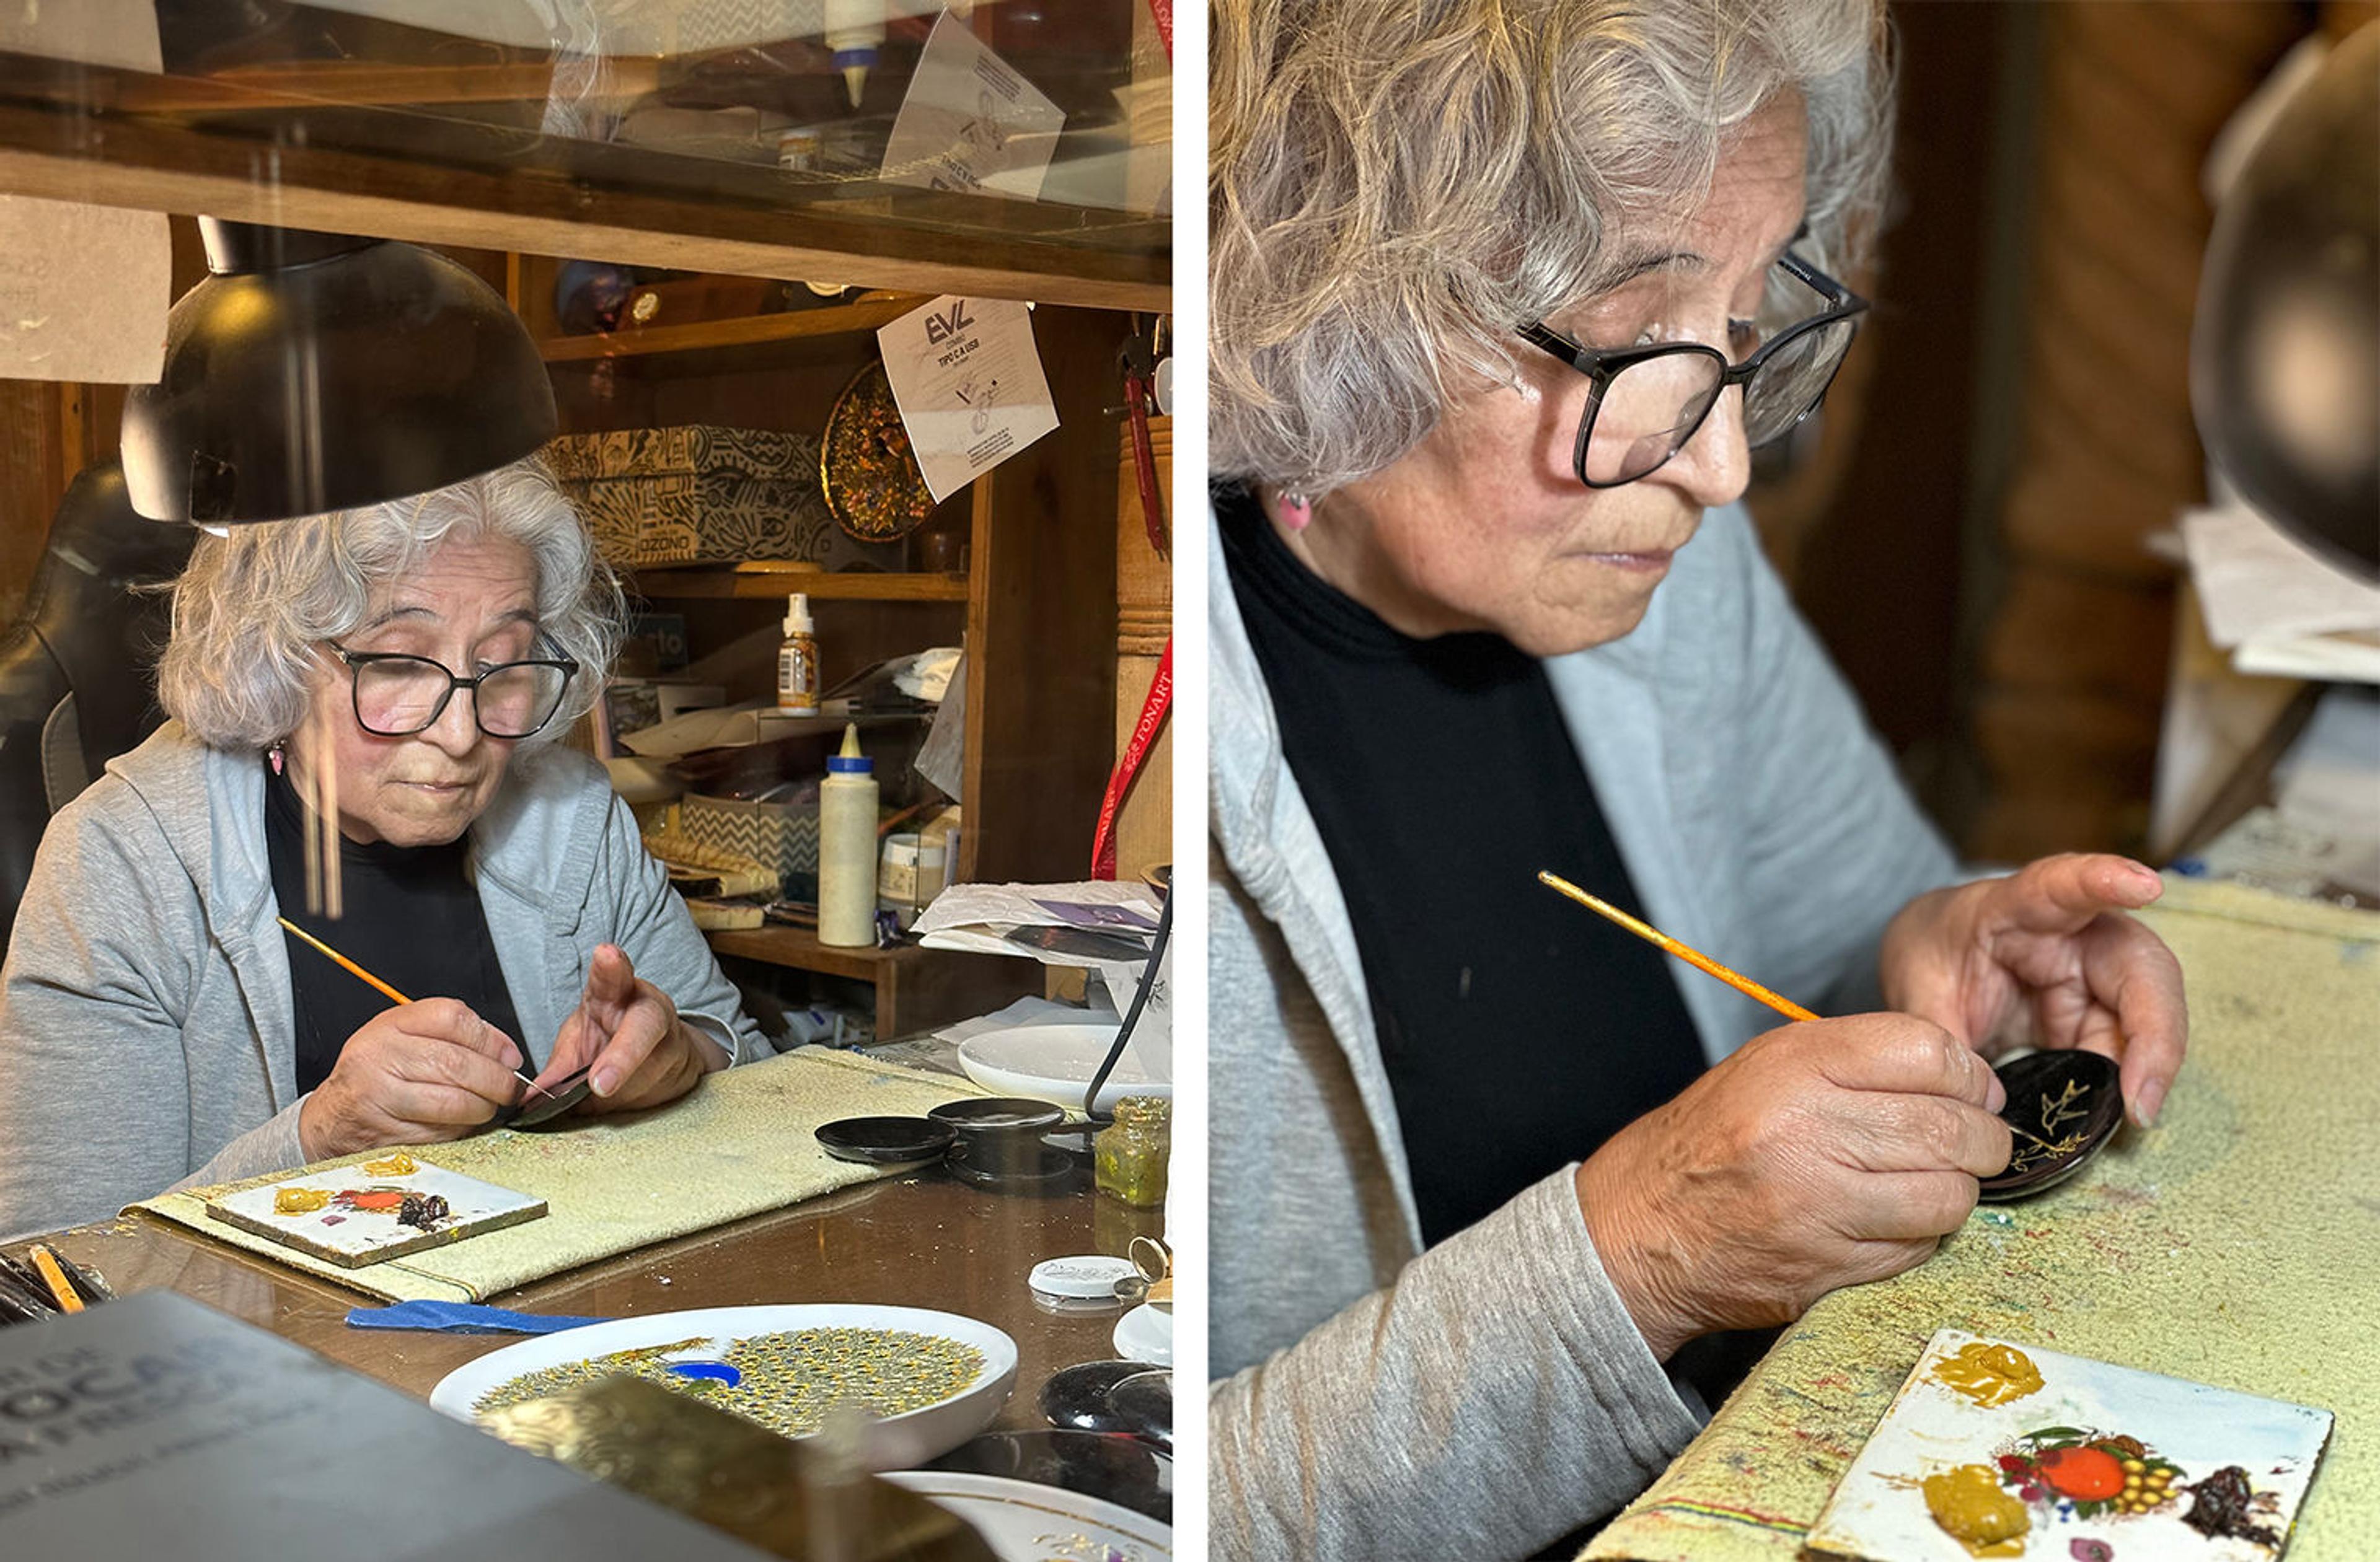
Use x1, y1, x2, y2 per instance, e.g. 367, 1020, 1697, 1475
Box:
328, 641, 578, 740
1518, 249, 1869, 489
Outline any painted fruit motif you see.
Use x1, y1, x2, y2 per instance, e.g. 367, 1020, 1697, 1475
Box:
2037, 1446, 2126, 1501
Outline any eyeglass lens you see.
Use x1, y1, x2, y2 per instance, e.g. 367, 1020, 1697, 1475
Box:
1582, 260, 1856, 485
353, 657, 567, 738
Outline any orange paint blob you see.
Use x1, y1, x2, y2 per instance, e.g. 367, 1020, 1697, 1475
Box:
2038, 1446, 2127, 1502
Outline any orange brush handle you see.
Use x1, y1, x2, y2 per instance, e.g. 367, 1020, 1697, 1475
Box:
1536, 871, 1821, 1024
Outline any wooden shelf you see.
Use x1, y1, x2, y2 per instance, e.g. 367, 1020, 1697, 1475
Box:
627, 566, 969, 602
538, 294, 927, 364
705, 924, 1040, 1038
706, 923, 912, 982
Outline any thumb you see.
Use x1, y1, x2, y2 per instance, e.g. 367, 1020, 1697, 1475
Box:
1983, 854, 2162, 938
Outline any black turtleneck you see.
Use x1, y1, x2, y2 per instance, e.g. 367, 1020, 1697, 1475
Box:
265, 758, 527, 1094
1218, 485, 1708, 1245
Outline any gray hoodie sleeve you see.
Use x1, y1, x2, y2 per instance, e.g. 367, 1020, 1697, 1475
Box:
1208, 1168, 1703, 1561
0, 786, 218, 1237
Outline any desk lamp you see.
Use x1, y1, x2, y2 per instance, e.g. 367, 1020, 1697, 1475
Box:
2190, 24, 2378, 580
121, 219, 556, 525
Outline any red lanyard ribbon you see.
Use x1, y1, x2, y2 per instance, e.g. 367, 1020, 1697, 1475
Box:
1124, 369, 1168, 560
1145, 0, 1173, 59
1092, 638, 1171, 880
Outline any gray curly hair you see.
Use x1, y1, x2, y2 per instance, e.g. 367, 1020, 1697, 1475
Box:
158, 457, 624, 749
1211, 0, 1893, 493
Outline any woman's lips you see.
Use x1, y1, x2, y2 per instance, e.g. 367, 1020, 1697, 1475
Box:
1582, 548, 1675, 572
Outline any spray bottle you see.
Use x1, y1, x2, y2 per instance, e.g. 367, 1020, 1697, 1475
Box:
777, 592, 819, 715
818, 723, 879, 947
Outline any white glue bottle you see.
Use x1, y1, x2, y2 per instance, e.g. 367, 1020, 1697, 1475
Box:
818, 723, 879, 946
777, 592, 819, 715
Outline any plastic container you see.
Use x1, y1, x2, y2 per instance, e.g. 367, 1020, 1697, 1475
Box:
877, 831, 948, 929
817, 723, 879, 947
776, 592, 819, 715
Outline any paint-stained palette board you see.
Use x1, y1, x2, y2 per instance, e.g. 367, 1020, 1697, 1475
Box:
1808, 1328, 2332, 1561
206, 1157, 546, 1269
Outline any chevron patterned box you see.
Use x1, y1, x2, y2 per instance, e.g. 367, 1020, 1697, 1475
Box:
680, 792, 818, 896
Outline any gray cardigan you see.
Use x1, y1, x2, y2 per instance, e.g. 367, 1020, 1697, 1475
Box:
1208, 501, 1959, 1560
0, 724, 764, 1240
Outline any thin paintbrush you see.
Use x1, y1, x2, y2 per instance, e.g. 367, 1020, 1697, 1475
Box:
1539, 871, 2071, 1155
1538, 871, 1819, 1022
276, 917, 553, 1100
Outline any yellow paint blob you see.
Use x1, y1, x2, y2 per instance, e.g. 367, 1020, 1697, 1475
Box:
1930, 1341, 2045, 1408
273, 1187, 332, 1215
1922, 1464, 2030, 1558
362, 1152, 419, 1177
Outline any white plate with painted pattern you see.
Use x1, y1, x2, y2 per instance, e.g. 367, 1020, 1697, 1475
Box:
881, 1471, 1171, 1561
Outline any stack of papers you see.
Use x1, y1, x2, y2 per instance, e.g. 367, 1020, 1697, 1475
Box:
2181, 501, 2380, 682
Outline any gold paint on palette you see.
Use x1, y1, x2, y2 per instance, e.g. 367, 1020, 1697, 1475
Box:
1921, 1464, 2029, 1558
273, 1187, 332, 1215
1931, 1341, 2045, 1408
2007, 1078, 2095, 1174
361, 1151, 418, 1177
472, 1327, 987, 1440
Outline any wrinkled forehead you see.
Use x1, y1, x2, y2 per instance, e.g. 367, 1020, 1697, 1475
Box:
360, 534, 539, 628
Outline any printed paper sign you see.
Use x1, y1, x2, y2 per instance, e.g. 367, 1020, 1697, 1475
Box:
877, 296, 1059, 501
880, 11, 1066, 201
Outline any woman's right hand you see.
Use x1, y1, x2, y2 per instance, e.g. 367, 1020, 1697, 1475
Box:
297, 999, 526, 1161
1574, 1013, 2013, 1361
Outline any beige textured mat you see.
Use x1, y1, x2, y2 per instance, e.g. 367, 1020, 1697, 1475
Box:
136, 1048, 992, 1304
1584, 878, 2380, 1560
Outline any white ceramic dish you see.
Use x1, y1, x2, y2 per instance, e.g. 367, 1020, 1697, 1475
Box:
1112, 1303, 1173, 1367
882, 1471, 1172, 1562
430, 1304, 1016, 1471
958, 1021, 1171, 1113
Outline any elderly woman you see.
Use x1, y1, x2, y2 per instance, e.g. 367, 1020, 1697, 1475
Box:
1209, 0, 2187, 1556
0, 459, 760, 1239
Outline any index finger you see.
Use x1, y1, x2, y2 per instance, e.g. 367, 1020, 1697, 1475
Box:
394, 998, 522, 1073
1813, 1015, 1999, 1108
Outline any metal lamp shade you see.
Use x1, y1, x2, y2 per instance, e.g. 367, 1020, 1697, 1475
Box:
2190, 25, 2379, 579
122, 219, 557, 524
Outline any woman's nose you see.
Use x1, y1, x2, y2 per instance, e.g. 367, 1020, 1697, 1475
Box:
1659, 386, 1755, 509
422, 686, 484, 755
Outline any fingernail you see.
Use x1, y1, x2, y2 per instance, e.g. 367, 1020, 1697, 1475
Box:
1986, 1073, 2008, 1114
2135, 1079, 2166, 1127
592, 1068, 617, 1096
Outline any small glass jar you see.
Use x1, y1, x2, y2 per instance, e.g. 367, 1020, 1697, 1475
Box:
1093, 1095, 1171, 1209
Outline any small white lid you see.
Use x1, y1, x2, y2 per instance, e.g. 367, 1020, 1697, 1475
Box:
1029, 1255, 1136, 1300
783, 592, 813, 633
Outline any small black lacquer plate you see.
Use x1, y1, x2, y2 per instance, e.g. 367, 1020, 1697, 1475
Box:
1977, 1048, 2124, 1203
814, 1115, 957, 1166
490, 1066, 595, 1130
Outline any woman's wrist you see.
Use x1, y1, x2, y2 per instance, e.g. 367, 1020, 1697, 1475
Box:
1574, 1151, 1693, 1362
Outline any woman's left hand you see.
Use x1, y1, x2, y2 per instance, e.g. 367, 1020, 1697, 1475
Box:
537, 943, 728, 1114
1879, 854, 2187, 1129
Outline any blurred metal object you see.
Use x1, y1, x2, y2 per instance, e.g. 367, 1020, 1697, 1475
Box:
2192, 24, 2379, 579
479, 1376, 998, 1561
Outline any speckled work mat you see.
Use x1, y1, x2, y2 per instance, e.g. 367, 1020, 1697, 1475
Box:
1583, 877, 2380, 1561
133, 1048, 992, 1304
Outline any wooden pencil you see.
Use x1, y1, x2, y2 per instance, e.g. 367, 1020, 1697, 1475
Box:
27, 1244, 84, 1314
1536, 871, 1821, 1024
275, 918, 553, 1100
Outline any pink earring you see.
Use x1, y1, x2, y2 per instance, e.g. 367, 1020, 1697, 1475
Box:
268, 742, 286, 776
1278, 490, 1313, 532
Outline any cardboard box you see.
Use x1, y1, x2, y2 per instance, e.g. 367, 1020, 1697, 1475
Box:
543, 425, 898, 572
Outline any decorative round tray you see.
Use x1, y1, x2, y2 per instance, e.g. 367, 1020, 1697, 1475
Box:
821, 360, 936, 542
